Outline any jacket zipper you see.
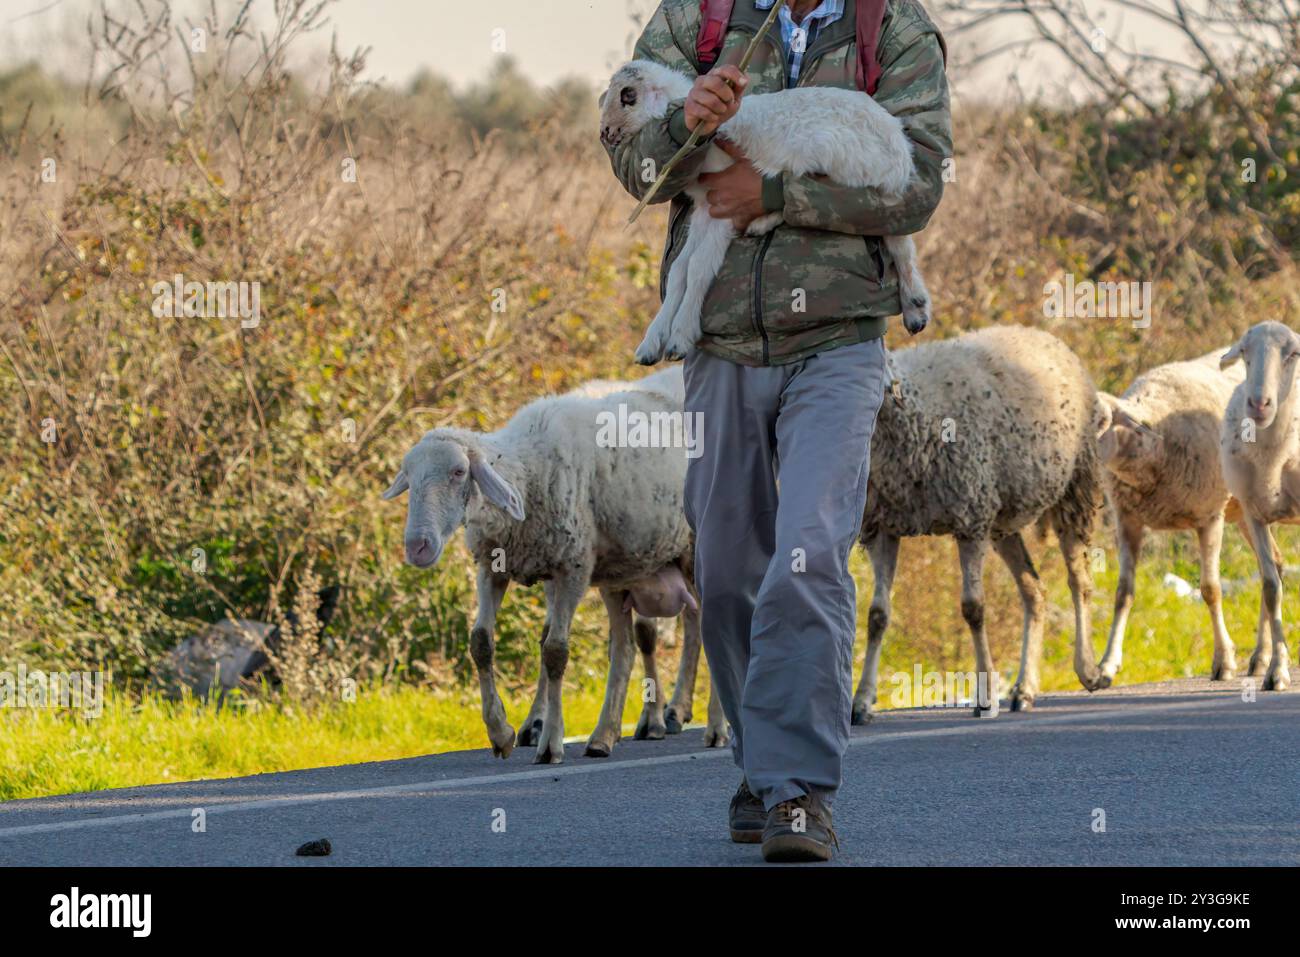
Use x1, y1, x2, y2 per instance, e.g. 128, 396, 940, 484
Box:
746, 31, 785, 367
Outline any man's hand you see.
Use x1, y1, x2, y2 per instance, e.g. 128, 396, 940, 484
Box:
700, 139, 768, 231
684, 65, 748, 137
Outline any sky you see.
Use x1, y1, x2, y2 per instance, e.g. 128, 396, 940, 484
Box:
1, 0, 1205, 102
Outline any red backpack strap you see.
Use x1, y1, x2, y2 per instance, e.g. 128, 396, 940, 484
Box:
697, 0, 736, 67
855, 0, 889, 94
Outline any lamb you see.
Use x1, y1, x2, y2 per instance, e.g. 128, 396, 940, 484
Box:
1093, 350, 1247, 685
851, 325, 1106, 723
382, 368, 727, 763
598, 60, 931, 366
1218, 320, 1300, 692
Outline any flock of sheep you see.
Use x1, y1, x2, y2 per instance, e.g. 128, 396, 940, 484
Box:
383, 319, 1300, 764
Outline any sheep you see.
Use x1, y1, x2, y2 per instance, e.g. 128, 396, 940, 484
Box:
598, 60, 931, 366
1218, 320, 1300, 692
382, 368, 727, 763
851, 325, 1105, 723
1093, 350, 1248, 685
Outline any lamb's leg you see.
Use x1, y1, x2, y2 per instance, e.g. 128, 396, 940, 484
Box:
1244, 516, 1291, 691
1240, 518, 1277, 677
1198, 514, 1238, 681
958, 538, 999, 717
586, 587, 639, 757
884, 234, 931, 336
662, 211, 736, 361
469, 567, 516, 758
631, 615, 668, 741
1058, 524, 1102, 691
635, 221, 698, 366
534, 570, 588, 764
703, 676, 729, 748
852, 532, 900, 725
1098, 516, 1143, 687
515, 590, 553, 747
997, 532, 1046, 711
666, 600, 701, 733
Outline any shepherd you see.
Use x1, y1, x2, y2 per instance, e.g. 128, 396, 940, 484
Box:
602, 0, 950, 862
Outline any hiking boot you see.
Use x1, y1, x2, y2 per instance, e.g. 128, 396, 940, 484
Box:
761, 792, 838, 862
728, 779, 766, 844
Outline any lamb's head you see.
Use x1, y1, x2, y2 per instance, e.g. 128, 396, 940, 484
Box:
381, 430, 524, 568
1096, 392, 1163, 479
1220, 321, 1300, 430
599, 60, 690, 149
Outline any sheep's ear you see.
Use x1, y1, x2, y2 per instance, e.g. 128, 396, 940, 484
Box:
1220, 341, 1245, 369
1094, 393, 1118, 438
469, 454, 525, 521
597, 89, 608, 109
381, 470, 409, 500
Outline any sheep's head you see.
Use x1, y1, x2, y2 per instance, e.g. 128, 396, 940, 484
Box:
1220, 321, 1300, 430
1096, 392, 1163, 476
381, 430, 524, 568
599, 61, 682, 149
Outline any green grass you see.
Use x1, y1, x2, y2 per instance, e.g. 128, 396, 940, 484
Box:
4, 527, 1294, 802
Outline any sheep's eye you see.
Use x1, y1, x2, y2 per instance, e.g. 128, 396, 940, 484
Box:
620, 87, 637, 107
451, 466, 468, 480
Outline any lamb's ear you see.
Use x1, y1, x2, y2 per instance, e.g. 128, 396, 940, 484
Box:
1094, 393, 1118, 438
468, 453, 525, 521
381, 470, 409, 500
597, 89, 608, 109
1220, 340, 1245, 369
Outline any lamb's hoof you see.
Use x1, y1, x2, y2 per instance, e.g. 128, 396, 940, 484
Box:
584, 739, 613, 758
662, 334, 695, 362
490, 725, 517, 759
633, 713, 666, 741
1009, 689, 1034, 712
850, 705, 874, 726
634, 336, 664, 366
1211, 661, 1237, 681
902, 300, 930, 336
515, 718, 543, 747
703, 725, 730, 748
663, 706, 689, 735
1261, 669, 1291, 692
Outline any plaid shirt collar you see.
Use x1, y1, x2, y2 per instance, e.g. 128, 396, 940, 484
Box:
754, 0, 846, 84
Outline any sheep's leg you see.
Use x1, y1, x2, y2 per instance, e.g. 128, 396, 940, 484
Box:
957, 538, 999, 717
635, 219, 699, 366
1098, 517, 1144, 687
997, 532, 1046, 711
631, 616, 668, 741
1244, 516, 1291, 692
662, 212, 735, 361
534, 571, 588, 764
851, 533, 900, 725
1059, 524, 1102, 691
1198, 514, 1238, 681
585, 588, 639, 757
883, 235, 931, 336
515, 599, 552, 747
666, 599, 701, 733
470, 567, 516, 758
703, 676, 729, 748
1240, 519, 1278, 677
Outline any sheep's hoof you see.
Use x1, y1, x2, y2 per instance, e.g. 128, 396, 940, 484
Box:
1077, 669, 1104, 692
634, 339, 663, 366
633, 712, 666, 741
1096, 671, 1115, 689
972, 704, 999, 718
583, 739, 613, 758
515, 718, 543, 747
1210, 661, 1237, 681
702, 725, 730, 748
850, 705, 874, 726
490, 725, 517, 759
663, 706, 689, 734
1009, 688, 1034, 712
533, 741, 566, 765
1262, 669, 1291, 692
1248, 655, 1271, 678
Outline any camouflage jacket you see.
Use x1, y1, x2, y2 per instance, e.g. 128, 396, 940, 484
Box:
606, 0, 951, 366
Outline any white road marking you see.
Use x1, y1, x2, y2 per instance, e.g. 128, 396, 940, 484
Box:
0, 695, 1248, 838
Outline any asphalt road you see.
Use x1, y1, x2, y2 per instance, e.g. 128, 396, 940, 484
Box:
2, 677, 1297, 866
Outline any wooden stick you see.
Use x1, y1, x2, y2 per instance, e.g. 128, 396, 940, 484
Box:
625, 0, 788, 226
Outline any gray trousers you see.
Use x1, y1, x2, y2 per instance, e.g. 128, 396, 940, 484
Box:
683, 337, 887, 810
